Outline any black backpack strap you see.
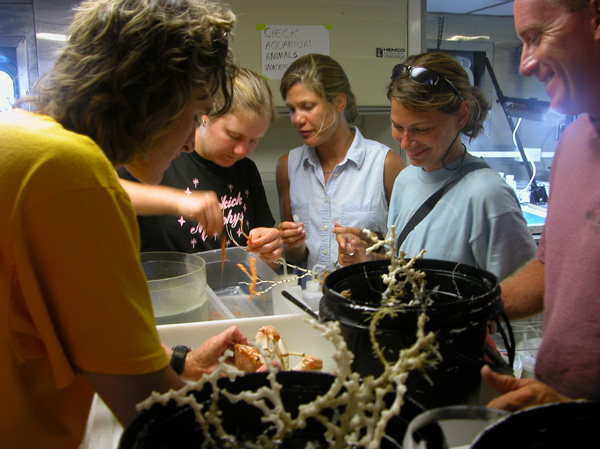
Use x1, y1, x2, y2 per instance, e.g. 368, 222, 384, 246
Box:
396, 160, 490, 248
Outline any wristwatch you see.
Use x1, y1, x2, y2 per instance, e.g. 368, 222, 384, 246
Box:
170, 345, 191, 375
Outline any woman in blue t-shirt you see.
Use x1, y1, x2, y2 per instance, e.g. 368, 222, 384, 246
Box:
335, 52, 536, 281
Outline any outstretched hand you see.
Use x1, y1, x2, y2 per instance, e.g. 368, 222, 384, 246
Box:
278, 220, 306, 248
177, 190, 223, 237
481, 364, 572, 411
163, 326, 252, 381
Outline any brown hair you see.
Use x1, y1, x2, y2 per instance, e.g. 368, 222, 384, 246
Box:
387, 52, 490, 140
33, 0, 236, 165
279, 53, 358, 124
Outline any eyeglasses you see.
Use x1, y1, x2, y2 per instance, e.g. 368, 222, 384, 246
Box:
391, 64, 464, 100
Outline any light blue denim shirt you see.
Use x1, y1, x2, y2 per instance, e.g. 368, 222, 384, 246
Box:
288, 127, 390, 272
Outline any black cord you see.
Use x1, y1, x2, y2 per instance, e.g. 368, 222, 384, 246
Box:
495, 313, 515, 368
441, 131, 466, 171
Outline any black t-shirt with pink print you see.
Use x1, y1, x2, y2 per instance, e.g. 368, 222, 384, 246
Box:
118, 151, 275, 253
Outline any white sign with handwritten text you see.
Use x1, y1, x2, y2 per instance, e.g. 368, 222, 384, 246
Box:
260, 25, 329, 80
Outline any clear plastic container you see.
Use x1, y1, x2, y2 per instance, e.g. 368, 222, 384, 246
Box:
490, 314, 543, 379
141, 252, 207, 325
516, 333, 542, 379
206, 285, 234, 321
196, 246, 279, 317
302, 279, 322, 313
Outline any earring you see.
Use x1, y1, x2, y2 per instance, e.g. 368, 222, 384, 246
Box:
201, 119, 207, 126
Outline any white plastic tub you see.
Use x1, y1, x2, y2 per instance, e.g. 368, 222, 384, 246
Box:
81, 314, 336, 449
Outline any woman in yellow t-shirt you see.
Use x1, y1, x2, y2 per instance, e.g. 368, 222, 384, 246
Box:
0, 1, 252, 448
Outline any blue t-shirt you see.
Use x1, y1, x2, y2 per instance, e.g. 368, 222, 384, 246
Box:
388, 153, 536, 280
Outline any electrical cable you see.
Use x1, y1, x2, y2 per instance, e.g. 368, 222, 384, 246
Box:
518, 159, 537, 202
512, 117, 522, 147
511, 118, 538, 201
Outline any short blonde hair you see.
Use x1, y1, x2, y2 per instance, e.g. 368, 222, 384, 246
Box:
34, 0, 236, 165
209, 68, 275, 123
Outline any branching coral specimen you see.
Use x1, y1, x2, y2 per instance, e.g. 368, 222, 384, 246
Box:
363, 226, 428, 305
138, 315, 438, 449
136, 229, 441, 448
236, 257, 316, 299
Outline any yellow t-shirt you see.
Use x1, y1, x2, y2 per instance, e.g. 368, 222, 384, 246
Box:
0, 109, 169, 448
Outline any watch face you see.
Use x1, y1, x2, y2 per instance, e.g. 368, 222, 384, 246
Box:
172, 345, 191, 353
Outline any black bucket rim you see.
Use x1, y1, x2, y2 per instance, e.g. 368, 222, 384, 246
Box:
319, 259, 505, 409
471, 400, 600, 448
119, 371, 440, 449
323, 258, 501, 322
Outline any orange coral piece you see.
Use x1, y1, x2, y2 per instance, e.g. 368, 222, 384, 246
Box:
237, 257, 258, 300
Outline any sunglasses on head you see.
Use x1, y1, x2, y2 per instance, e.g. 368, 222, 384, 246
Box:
391, 64, 464, 100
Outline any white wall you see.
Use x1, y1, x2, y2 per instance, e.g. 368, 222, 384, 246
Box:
224, 0, 410, 108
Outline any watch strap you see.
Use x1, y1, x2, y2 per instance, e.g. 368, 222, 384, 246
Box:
170, 345, 191, 375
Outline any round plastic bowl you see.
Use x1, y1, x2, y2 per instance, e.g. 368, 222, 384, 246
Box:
140, 252, 207, 325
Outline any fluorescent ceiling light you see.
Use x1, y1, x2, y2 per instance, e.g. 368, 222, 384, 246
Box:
36, 33, 67, 42
447, 35, 490, 41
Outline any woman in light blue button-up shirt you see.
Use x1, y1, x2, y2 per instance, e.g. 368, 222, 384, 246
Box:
276, 54, 405, 273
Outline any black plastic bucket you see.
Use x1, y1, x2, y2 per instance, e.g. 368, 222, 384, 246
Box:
402, 402, 600, 449
320, 259, 504, 409
118, 371, 444, 449
471, 401, 600, 448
